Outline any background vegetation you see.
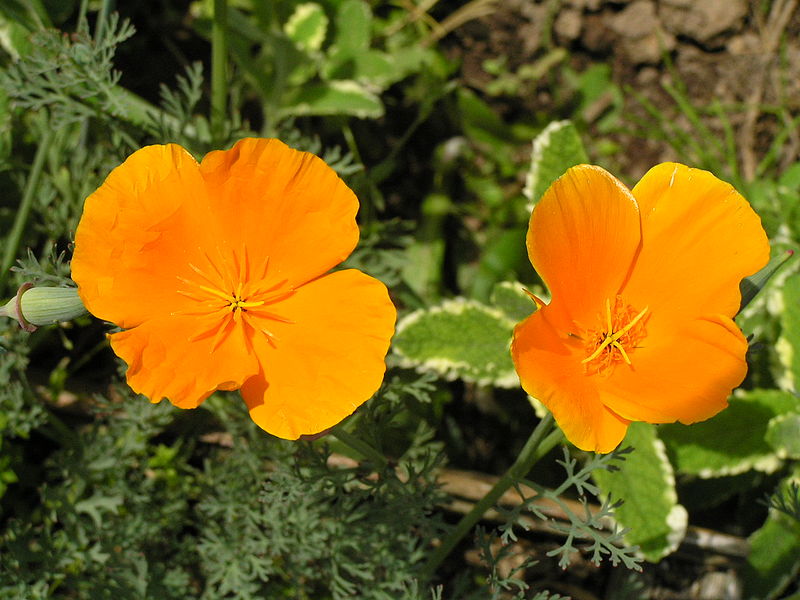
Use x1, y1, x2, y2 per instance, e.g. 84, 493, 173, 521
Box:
1, 0, 799, 598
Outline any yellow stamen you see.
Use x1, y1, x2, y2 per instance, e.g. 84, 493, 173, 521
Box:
232, 298, 265, 310
178, 252, 293, 349
618, 305, 649, 336
582, 304, 648, 364
194, 283, 266, 311
583, 334, 614, 364
613, 340, 631, 365
198, 284, 236, 303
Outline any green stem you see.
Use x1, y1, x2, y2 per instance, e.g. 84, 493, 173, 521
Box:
330, 426, 388, 470
94, 0, 116, 41
419, 412, 559, 581
211, 0, 229, 144
0, 128, 54, 290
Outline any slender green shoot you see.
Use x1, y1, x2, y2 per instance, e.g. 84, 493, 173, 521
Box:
0, 128, 55, 290
211, 0, 229, 144
419, 413, 560, 581
709, 99, 742, 185
94, 0, 116, 41
331, 425, 389, 470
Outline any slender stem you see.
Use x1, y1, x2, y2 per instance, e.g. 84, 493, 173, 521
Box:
528, 426, 565, 466
77, 0, 89, 28
331, 426, 389, 470
94, 0, 116, 41
211, 0, 229, 144
341, 124, 378, 226
419, 412, 558, 581
0, 128, 54, 290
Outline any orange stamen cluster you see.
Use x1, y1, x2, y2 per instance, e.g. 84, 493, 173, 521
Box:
582, 296, 648, 375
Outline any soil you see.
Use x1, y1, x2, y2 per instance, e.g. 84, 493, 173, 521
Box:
446, 0, 800, 182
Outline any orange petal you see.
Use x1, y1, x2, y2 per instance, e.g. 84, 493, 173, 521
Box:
199, 138, 360, 289
623, 163, 770, 319
511, 304, 630, 453
241, 269, 395, 439
109, 314, 260, 408
72, 144, 215, 328
596, 314, 748, 424
528, 165, 642, 328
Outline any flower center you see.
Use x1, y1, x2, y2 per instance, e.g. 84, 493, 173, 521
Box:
581, 296, 648, 375
196, 283, 265, 313
174, 249, 295, 350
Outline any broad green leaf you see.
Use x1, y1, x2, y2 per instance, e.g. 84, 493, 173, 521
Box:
469, 227, 528, 302
0, 0, 50, 39
324, 49, 397, 89
660, 389, 799, 477
284, 3, 328, 52
383, 45, 431, 82
593, 423, 687, 561
0, 88, 10, 165
766, 413, 800, 458
679, 471, 763, 512
777, 272, 800, 391
280, 80, 383, 119
743, 491, 800, 600
402, 239, 445, 301
333, 0, 371, 52
393, 298, 517, 387
0, 12, 34, 58
457, 89, 520, 175
523, 120, 588, 206
490, 281, 538, 323
401, 194, 451, 301
779, 161, 800, 190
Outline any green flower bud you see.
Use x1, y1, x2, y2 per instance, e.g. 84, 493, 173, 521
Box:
1, 285, 88, 331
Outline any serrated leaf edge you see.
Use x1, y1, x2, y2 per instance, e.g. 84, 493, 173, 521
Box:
523, 119, 572, 203
609, 431, 687, 561
394, 298, 519, 388
284, 2, 329, 52
651, 434, 687, 560
766, 412, 800, 459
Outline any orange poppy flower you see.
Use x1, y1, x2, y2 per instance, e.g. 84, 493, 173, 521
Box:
71, 138, 396, 439
511, 163, 769, 453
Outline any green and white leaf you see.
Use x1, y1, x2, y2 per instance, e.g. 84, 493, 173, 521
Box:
279, 80, 383, 119
323, 49, 398, 89
490, 281, 539, 323
523, 120, 588, 208
284, 2, 328, 52
659, 389, 799, 478
323, 2, 408, 89
393, 298, 517, 387
742, 470, 800, 600
593, 423, 687, 562
0, 10, 33, 59
776, 272, 800, 392
766, 412, 800, 459
332, 0, 371, 53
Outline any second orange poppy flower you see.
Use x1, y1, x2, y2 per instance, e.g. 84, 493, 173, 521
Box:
511, 163, 770, 452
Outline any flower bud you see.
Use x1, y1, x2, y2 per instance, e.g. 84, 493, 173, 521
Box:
1, 285, 88, 331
